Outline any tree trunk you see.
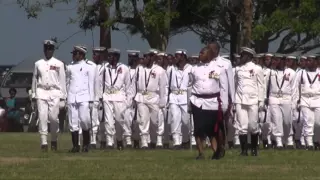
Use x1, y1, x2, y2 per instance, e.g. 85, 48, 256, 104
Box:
241, 0, 253, 48
99, 2, 111, 48
229, 11, 240, 59
147, 34, 168, 51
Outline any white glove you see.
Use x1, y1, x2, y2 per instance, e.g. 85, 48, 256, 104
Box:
59, 100, 66, 109
94, 101, 99, 108
222, 104, 228, 113
258, 101, 264, 111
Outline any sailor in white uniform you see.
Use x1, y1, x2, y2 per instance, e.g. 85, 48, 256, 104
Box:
66, 45, 95, 153
31, 40, 66, 152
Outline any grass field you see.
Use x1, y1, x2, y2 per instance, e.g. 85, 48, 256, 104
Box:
0, 133, 320, 180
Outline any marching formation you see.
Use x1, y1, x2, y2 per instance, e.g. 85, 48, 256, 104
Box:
31, 39, 320, 160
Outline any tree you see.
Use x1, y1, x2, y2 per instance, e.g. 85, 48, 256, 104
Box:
16, 0, 197, 51
190, 0, 320, 54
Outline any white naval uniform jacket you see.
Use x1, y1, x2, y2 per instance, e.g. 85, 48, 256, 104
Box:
296, 69, 320, 108
31, 57, 66, 100
189, 60, 228, 111
168, 64, 192, 105
94, 63, 107, 102
234, 61, 264, 105
66, 60, 95, 104
216, 56, 235, 103
134, 64, 167, 107
96, 63, 131, 105
268, 68, 297, 105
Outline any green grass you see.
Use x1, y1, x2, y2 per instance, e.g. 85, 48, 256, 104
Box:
0, 133, 319, 180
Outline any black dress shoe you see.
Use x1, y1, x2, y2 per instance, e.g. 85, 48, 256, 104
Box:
126, 145, 132, 148
82, 145, 89, 152
41, 145, 48, 152
286, 145, 294, 149
228, 141, 234, 149
106, 145, 114, 150
51, 142, 57, 151
141, 146, 148, 150
163, 143, 170, 149
69, 146, 80, 153
90, 144, 97, 149
100, 142, 106, 149
149, 143, 156, 149
133, 140, 140, 149
173, 145, 181, 150
251, 149, 258, 156
156, 145, 163, 149
117, 141, 124, 151
307, 146, 314, 151
196, 154, 205, 160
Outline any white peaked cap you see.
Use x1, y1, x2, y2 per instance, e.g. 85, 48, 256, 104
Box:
300, 56, 307, 59
240, 47, 256, 55
191, 54, 199, 58
93, 47, 106, 52
233, 54, 240, 58
175, 49, 187, 55
73, 45, 87, 54
286, 55, 296, 59
307, 55, 316, 58
265, 53, 274, 57
157, 52, 167, 56
44, 40, 55, 46
127, 50, 140, 55
149, 49, 159, 54
108, 48, 120, 54
274, 53, 284, 58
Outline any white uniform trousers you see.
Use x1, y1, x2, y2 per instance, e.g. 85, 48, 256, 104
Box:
137, 103, 160, 147
103, 101, 127, 146
68, 102, 91, 132
301, 107, 320, 146
235, 104, 259, 135
260, 108, 272, 144
161, 109, 170, 144
90, 102, 101, 145
270, 104, 293, 146
156, 109, 165, 146
122, 107, 139, 145
37, 98, 60, 145
169, 104, 190, 146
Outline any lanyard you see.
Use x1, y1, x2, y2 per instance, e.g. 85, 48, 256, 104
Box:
108, 64, 121, 87
306, 71, 318, 86
144, 67, 156, 91
275, 70, 286, 91
175, 65, 188, 89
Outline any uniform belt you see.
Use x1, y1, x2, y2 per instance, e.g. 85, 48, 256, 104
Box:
171, 90, 186, 95
38, 85, 54, 90
192, 92, 220, 99
302, 94, 320, 97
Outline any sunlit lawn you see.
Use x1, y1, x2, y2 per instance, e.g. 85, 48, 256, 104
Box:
0, 133, 319, 179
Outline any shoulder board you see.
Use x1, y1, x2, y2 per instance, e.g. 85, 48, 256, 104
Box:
86, 61, 93, 65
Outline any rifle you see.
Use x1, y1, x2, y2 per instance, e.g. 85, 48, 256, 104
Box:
164, 69, 173, 123
100, 63, 106, 122
132, 67, 140, 126
263, 70, 272, 123
297, 70, 303, 123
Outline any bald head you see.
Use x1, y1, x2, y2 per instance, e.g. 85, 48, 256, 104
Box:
199, 47, 213, 63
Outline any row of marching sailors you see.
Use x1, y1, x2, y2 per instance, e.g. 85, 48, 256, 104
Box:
227, 51, 320, 152
31, 39, 205, 152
